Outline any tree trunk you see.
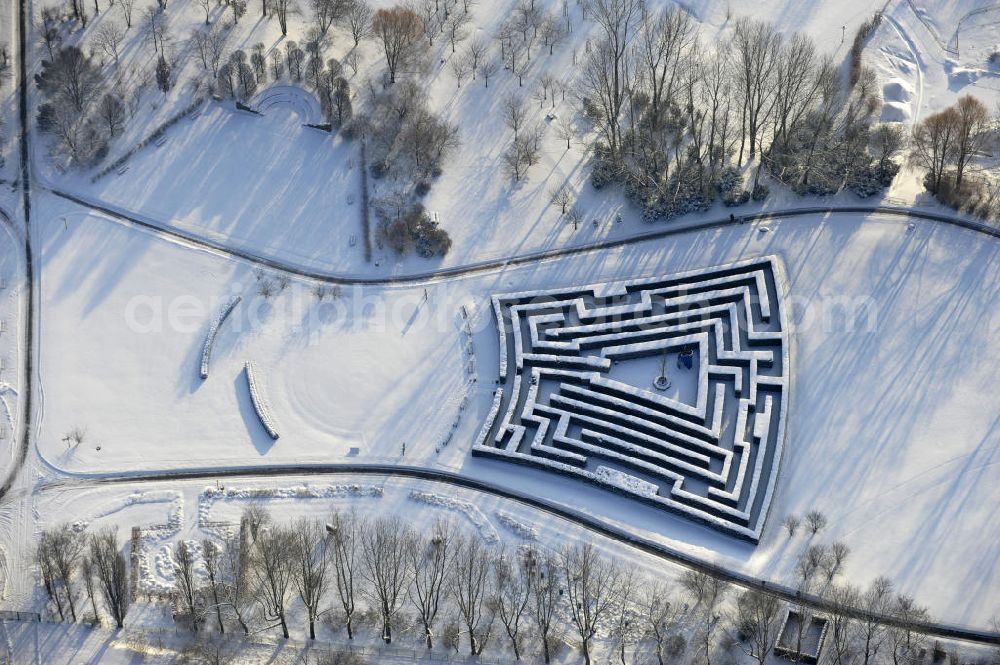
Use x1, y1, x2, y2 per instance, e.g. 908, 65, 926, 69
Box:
65, 587, 78, 623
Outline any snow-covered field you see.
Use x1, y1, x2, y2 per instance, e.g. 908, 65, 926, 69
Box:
3, 0, 999, 659
29, 189, 1000, 625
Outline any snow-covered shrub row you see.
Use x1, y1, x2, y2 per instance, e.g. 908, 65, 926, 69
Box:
200, 296, 242, 379
492, 297, 507, 378
245, 360, 279, 440
475, 258, 789, 542
408, 491, 499, 543
473, 388, 504, 450
594, 466, 659, 498
91, 97, 206, 182
198, 483, 383, 535
494, 510, 538, 540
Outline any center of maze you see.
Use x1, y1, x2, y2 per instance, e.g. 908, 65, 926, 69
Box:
473, 257, 789, 542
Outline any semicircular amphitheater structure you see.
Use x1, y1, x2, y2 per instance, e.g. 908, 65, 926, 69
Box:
472, 256, 789, 543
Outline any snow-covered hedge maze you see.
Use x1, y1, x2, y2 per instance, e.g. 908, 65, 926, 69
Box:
472, 257, 789, 542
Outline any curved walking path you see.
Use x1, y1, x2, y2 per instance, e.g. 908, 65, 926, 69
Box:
48, 188, 1000, 285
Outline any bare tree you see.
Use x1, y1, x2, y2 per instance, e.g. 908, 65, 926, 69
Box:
328, 510, 361, 639
37, 20, 63, 59
769, 33, 821, 150
857, 576, 894, 665
465, 37, 486, 79
144, 7, 171, 54
449, 54, 470, 88
609, 568, 640, 665
174, 541, 202, 631
550, 184, 573, 214
578, 0, 642, 156
827, 583, 860, 665
359, 515, 413, 643
730, 17, 782, 163
80, 557, 101, 624
796, 543, 829, 590
452, 533, 494, 655
503, 135, 539, 181
729, 589, 782, 665
344, 0, 373, 46
371, 6, 424, 84
191, 24, 229, 76
444, 7, 470, 53
530, 553, 561, 664
822, 542, 850, 581
636, 4, 695, 132
952, 95, 991, 189
196, 0, 211, 23
870, 123, 907, 171
310, 0, 344, 36
118, 0, 135, 27
201, 539, 226, 633
503, 94, 527, 140
248, 520, 294, 638
36, 532, 66, 621
290, 519, 331, 640
38, 525, 86, 623
271, 0, 296, 35
93, 21, 126, 65
220, 530, 256, 635
681, 570, 728, 665
912, 106, 959, 193
491, 546, 533, 660
408, 520, 454, 649
479, 57, 499, 88
89, 527, 130, 629
561, 542, 620, 665
36, 46, 103, 113
639, 581, 685, 665
783, 514, 800, 537
286, 43, 306, 81
805, 510, 827, 536
887, 594, 929, 665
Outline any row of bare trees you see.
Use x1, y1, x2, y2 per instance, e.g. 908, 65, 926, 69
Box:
36, 508, 947, 665
36, 525, 131, 629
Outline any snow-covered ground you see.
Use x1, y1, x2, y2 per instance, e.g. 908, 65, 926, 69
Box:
0, 214, 24, 486
29, 190, 1000, 625
5, 0, 1000, 657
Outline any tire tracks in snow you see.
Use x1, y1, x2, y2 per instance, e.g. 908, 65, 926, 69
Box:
884, 8, 925, 124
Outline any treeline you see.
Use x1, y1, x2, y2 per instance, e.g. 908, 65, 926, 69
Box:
574, 2, 904, 221
911, 94, 999, 220
36, 508, 959, 665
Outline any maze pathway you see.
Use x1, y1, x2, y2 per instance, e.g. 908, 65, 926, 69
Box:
473, 257, 789, 542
